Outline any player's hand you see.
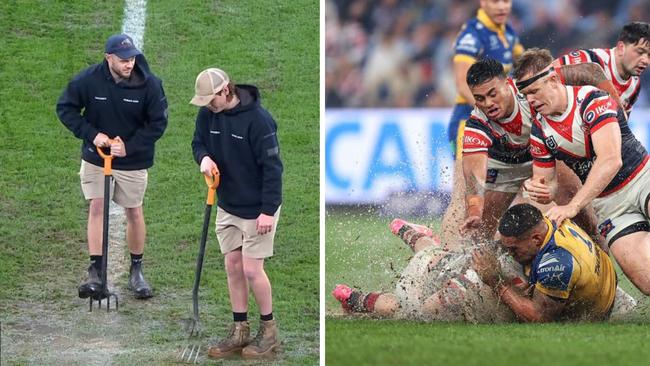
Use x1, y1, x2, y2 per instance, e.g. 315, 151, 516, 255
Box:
110, 136, 126, 157
460, 215, 482, 235
93, 132, 111, 148
545, 203, 579, 225
523, 177, 553, 204
256, 213, 274, 235
200, 156, 219, 176
471, 247, 500, 287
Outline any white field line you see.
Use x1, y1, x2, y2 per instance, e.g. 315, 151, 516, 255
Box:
107, 0, 148, 291
121, 0, 148, 50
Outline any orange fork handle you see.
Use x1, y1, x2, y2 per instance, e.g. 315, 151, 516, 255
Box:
96, 139, 115, 176
204, 168, 220, 205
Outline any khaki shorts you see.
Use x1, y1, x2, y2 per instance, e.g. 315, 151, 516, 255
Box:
215, 206, 281, 258
79, 160, 148, 208
485, 158, 532, 193
592, 162, 650, 246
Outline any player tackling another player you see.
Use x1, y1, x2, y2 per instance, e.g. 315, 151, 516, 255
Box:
333, 206, 637, 322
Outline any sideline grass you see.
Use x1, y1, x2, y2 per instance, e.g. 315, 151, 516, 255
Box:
0, 1, 318, 364
325, 210, 650, 365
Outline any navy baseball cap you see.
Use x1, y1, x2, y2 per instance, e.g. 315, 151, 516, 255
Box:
104, 34, 141, 59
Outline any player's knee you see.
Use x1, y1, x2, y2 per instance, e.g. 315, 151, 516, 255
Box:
374, 294, 399, 317
124, 206, 143, 222
242, 264, 265, 282
634, 280, 650, 296
88, 199, 104, 217
224, 254, 243, 277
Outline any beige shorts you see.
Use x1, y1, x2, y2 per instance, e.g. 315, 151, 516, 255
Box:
79, 160, 148, 208
215, 206, 281, 258
592, 162, 650, 246
485, 158, 532, 193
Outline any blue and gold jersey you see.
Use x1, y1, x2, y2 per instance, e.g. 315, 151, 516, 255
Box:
527, 218, 616, 320
453, 8, 524, 104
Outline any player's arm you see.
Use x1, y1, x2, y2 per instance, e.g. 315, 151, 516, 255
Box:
461, 152, 488, 231
495, 283, 566, 322
525, 120, 558, 204
563, 123, 622, 213
460, 119, 493, 232
524, 164, 558, 204
556, 63, 625, 115
454, 60, 476, 107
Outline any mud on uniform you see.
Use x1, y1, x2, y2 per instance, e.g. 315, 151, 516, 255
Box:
556, 48, 641, 117
394, 245, 523, 323
462, 78, 534, 193
449, 8, 524, 158
529, 85, 650, 246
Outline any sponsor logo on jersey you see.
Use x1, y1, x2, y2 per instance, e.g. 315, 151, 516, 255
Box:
464, 134, 489, 147
545, 136, 558, 150
598, 219, 615, 237
585, 111, 595, 123
486, 169, 498, 183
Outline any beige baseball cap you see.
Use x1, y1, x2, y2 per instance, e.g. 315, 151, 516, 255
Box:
190, 68, 230, 106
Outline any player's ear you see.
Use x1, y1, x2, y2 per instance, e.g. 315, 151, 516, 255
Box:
531, 231, 545, 247
615, 41, 626, 56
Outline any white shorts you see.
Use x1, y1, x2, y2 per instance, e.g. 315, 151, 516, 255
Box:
485, 158, 532, 193
592, 162, 650, 246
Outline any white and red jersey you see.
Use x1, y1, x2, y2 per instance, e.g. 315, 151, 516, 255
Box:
557, 48, 641, 116
529, 85, 648, 197
462, 78, 533, 164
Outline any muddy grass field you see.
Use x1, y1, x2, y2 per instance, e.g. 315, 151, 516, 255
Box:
0, 1, 319, 364
325, 210, 650, 365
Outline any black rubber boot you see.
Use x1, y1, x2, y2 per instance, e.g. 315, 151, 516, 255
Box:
128, 262, 153, 299
78, 265, 102, 299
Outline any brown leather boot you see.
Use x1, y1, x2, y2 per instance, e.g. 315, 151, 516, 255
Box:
242, 319, 280, 358
207, 321, 250, 358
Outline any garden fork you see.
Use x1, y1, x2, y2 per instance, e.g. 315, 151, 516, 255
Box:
90, 142, 119, 312
179, 169, 219, 363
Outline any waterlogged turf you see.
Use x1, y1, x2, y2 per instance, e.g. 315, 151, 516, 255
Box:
326, 210, 650, 365
0, 1, 318, 365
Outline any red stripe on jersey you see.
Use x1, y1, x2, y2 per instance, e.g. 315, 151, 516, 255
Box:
562, 50, 590, 65
529, 138, 550, 159
546, 89, 579, 142
462, 151, 488, 156
598, 155, 650, 197
589, 117, 617, 134
501, 110, 523, 135
533, 160, 556, 168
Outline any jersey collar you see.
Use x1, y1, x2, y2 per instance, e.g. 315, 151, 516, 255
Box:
477, 8, 506, 34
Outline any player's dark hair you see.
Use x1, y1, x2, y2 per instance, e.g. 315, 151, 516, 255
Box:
618, 22, 650, 45
466, 58, 506, 87
512, 48, 554, 81
498, 203, 544, 238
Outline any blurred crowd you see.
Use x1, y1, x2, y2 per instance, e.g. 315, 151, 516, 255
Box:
325, 0, 650, 108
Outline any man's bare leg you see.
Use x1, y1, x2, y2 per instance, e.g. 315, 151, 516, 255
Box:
390, 219, 440, 253
610, 231, 650, 295
332, 284, 399, 318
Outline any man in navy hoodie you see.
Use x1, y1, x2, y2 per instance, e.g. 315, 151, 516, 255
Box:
190, 68, 282, 359
57, 34, 168, 300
